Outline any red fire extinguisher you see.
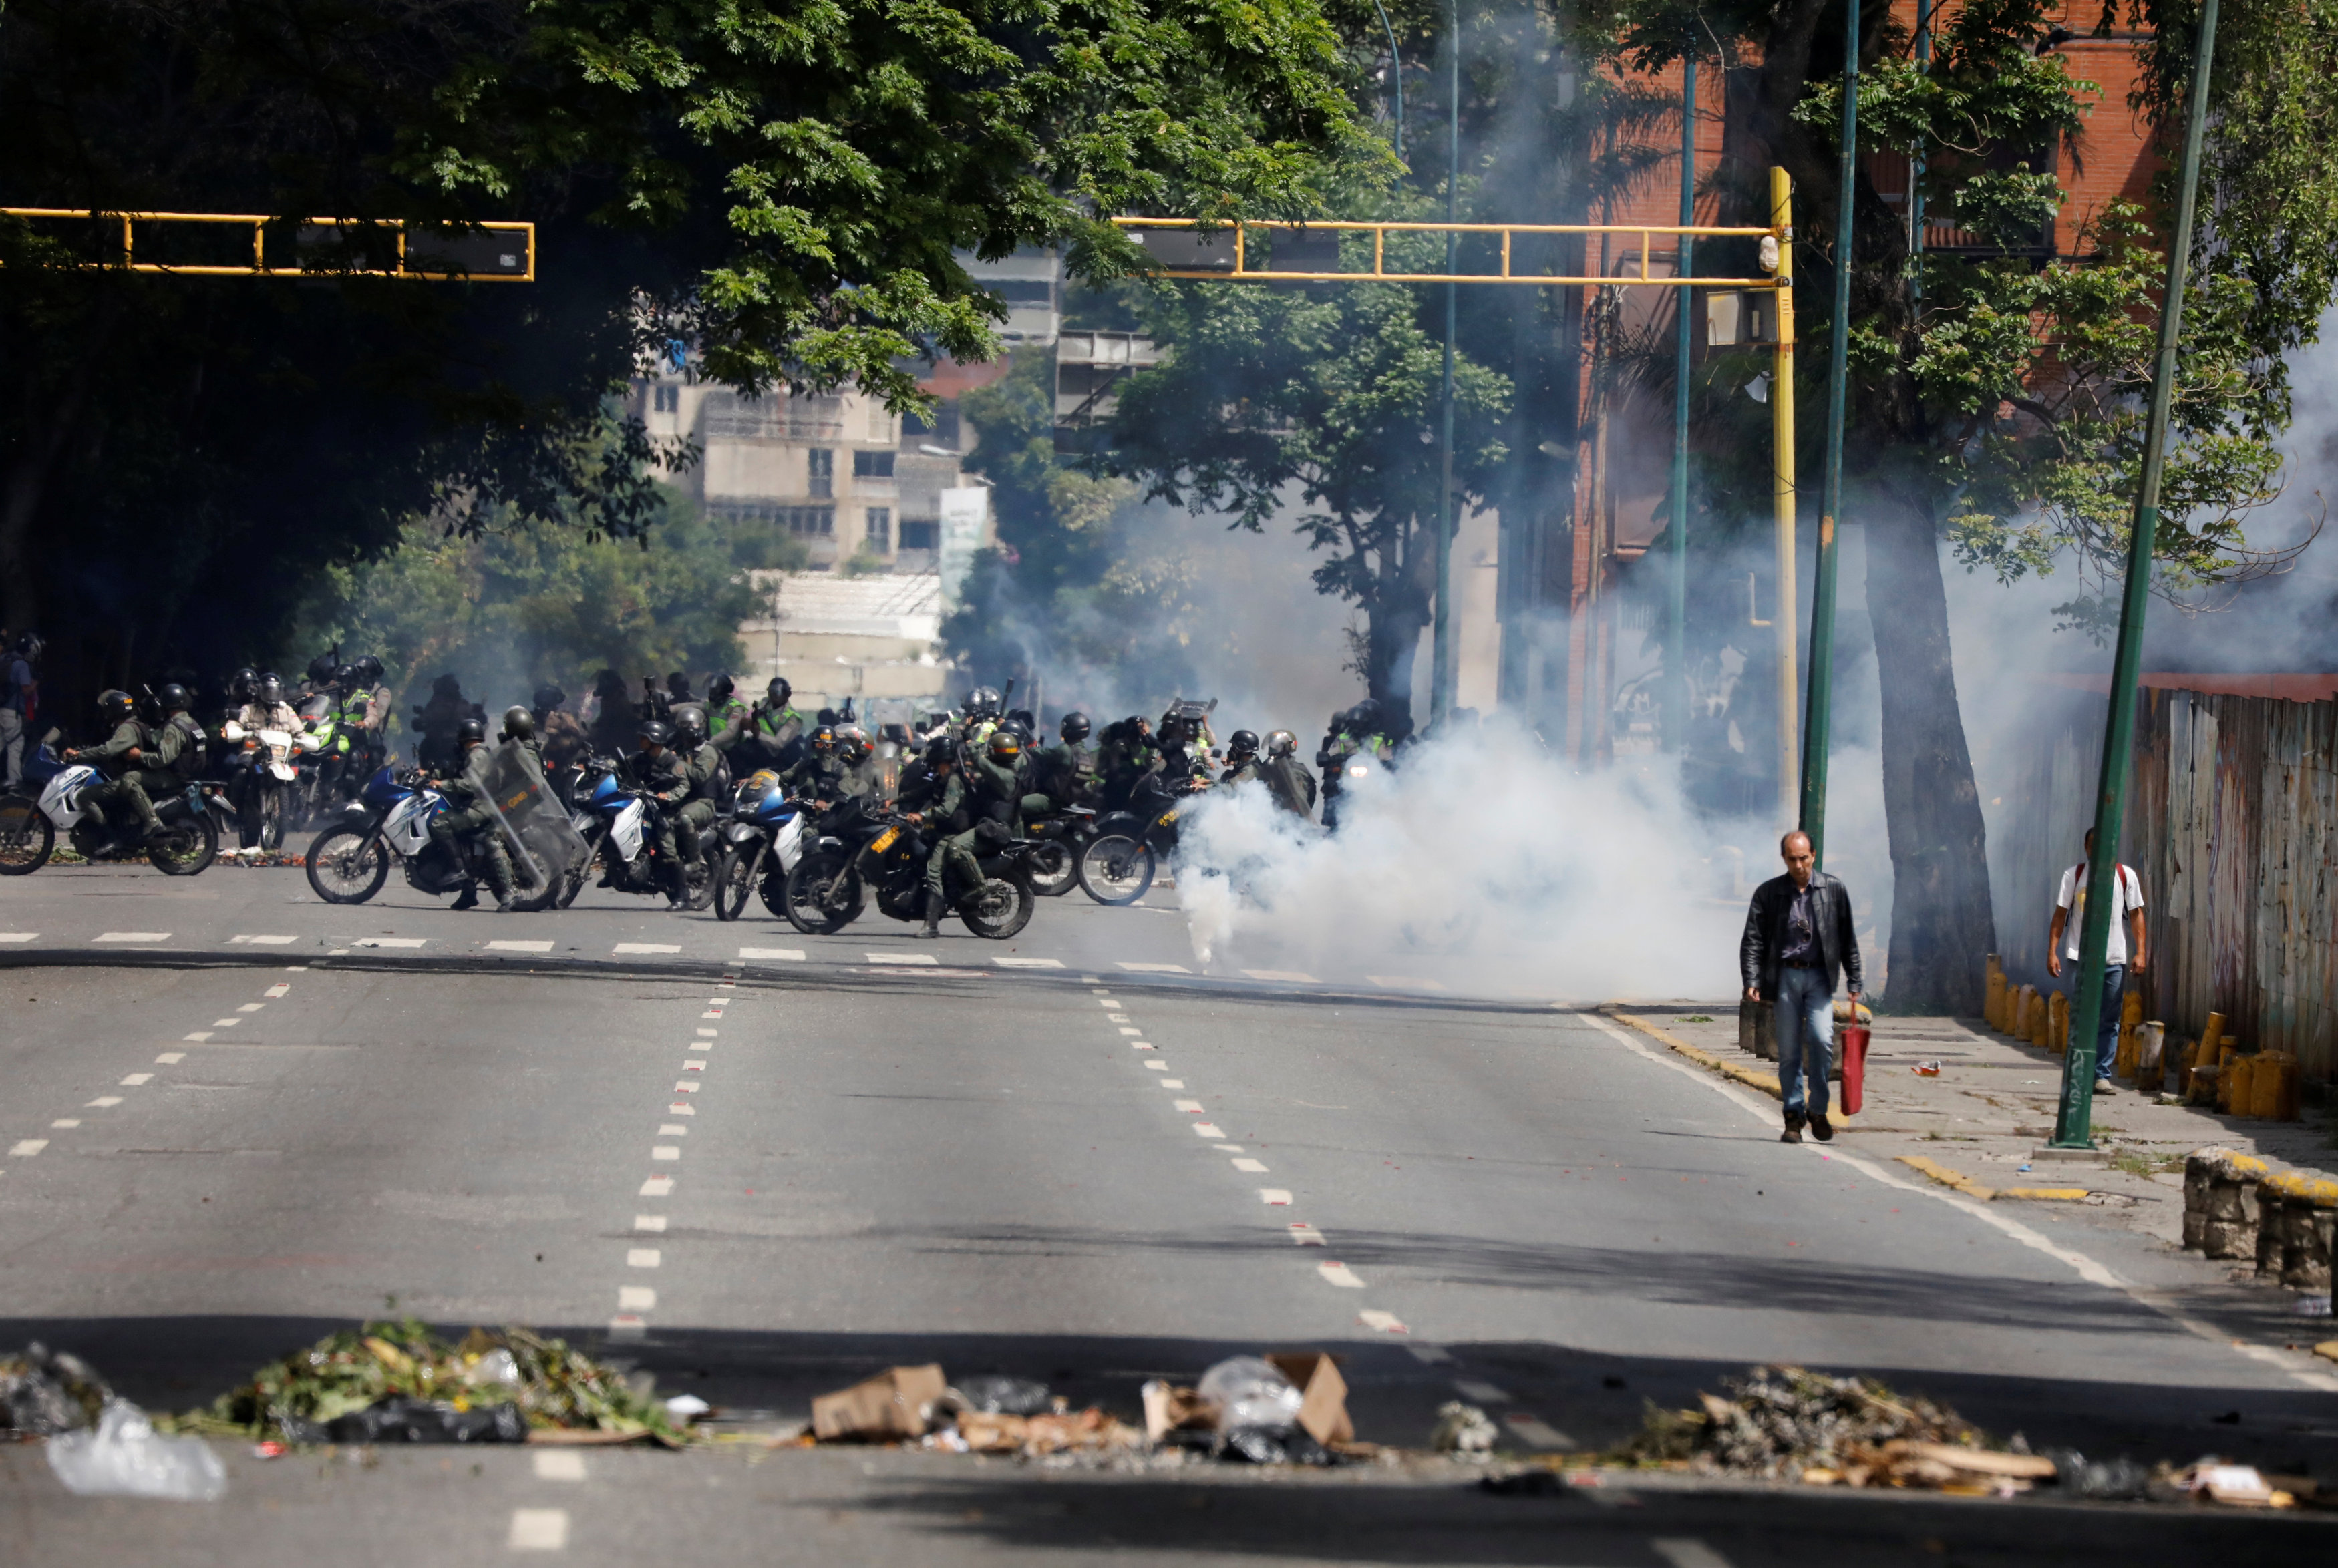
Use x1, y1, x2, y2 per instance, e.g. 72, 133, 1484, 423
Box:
1839, 1023, 1870, 1115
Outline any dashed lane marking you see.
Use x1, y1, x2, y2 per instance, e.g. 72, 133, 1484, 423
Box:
738, 948, 804, 960
154, 1053, 184, 1065
8, 1141, 47, 1157
1368, 974, 1446, 991
264, 984, 291, 998
488, 940, 555, 953
682, 1060, 706, 1072
1142, 1062, 1170, 1072
1651, 1541, 1733, 1568
94, 932, 171, 943
627, 1249, 661, 1269
866, 952, 937, 966
1288, 1223, 1325, 1246
182, 1032, 213, 1043
1214, 1144, 1246, 1153
1359, 1310, 1412, 1334
607, 1315, 646, 1341
695, 1028, 717, 1037
1130, 1042, 1155, 1050
85, 1097, 122, 1109
0, 933, 35, 943
353, 937, 425, 948
657, 1123, 688, 1136
532, 1451, 587, 1482
634, 1215, 667, 1232
1172, 1099, 1204, 1113
1231, 1158, 1269, 1173
210, 1018, 242, 1028
1116, 962, 1189, 974
673, 1081, 698, 1093
667, 1103, 694, 1116
651, 1146, 681, 1161
228, 934, 297, 945
1192, 1123, 1225, 1138
1117, 1027, 1142, 1036
507, 1507, 571, 1552
49, 1119, 79, 1129
1158, 1079, 1186, 1089
1504, 1412, 1576, 1450
237, 1003, 265, 1012
1242, 969, 1319, 983
1453, 1379, 1511, 1403
993, 957, 1063, 968
617, 1286, 656, 1312
639, 1177, 675, 1197
1259, 1189, 1291, 1205
1095, 996, 1120, 1006
1317, 1261, 1366, 1288
118, 1074, 153, 1087
613, 942, 681, 955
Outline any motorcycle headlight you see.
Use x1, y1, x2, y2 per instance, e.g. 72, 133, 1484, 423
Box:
1349, 764, 1369, 778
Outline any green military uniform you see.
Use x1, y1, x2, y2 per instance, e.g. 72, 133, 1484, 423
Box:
428, 741, 515, 902
132, 713, 202, 807
673, 740, 725, 863
1264, 755, 1318, 818
967, 750, 1027, 835
1029, 740, 1096, 814
902, 767, 977, 901
623, 743, 693, 896
1217, 757, 1262, 788
80, 719, 164, 837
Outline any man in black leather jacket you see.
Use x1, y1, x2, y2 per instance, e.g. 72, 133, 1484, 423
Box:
1741, 831, 1863, 1145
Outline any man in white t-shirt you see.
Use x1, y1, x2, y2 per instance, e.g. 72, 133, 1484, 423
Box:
2047, 828, 2147, 1093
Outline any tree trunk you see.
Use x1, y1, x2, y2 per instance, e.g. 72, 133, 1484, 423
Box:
1864, 489, 1995, 1012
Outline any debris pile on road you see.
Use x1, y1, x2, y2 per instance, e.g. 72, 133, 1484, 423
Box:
168, 1318, 683, 1446
1, 1343, 111, 1436
3, 1343, 228, 1499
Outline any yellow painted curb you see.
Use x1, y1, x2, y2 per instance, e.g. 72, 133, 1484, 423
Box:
1895, 1154, 1997, 1202
2314, 1342, 2338, 1366
1606, 1010, 1783, 1101
1997, 1187, 2092, 1202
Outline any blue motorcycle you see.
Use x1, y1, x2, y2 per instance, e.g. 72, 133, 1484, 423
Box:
304, 765, 567, 910
711, 769, 812, 922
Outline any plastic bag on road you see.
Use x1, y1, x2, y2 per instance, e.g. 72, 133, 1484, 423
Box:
953, 1376, 1053, 1416
1196, 1356, 1303, 1432
1218, 1424, 1335, 1466
325, 1395, 528, 1444
48, 1398, 228, 1501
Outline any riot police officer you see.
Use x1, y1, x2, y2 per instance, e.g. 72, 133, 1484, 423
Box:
1263, 729, 1317, 819
670, 706, 728, 875
429, 717, 517, 912
623, 719, 696, 907
1028, 711, 1096, 815
67, 690, 164, 840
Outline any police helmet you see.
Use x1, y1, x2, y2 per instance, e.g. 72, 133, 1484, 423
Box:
332, 664, 356, 690
674, 706, 709, 747
1007, 708, 1037, 732
455, 716, 488, 748
766, 677, 792, 705
352, 654, 384, 686
666, 672, 693, 699
965, 685, 1002, 719
707, 674, 735, 705
1348, 698, 1383, 731
532, 683, 566, 714
1059, 711, 1091, 744
307, 653, 338, 687
808, 723, 837, 754
834, 729, 872, 765
923, 737, 957, 769
1267, 729, 1298, 759
230, 667, 258, 702
636, 719, 673, 749
96, 689, 136, 725
1228, 728, 1261, 756
12, 632, 41, 659
501, 705, 536, 742
257, 672, 285, 705
158, 682, 192, 713
989, 728, 1023, 762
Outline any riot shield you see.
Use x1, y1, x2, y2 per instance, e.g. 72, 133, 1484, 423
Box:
478, 741, 591, 894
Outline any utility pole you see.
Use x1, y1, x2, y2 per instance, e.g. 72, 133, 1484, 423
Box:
1371, 0, 1404, 159
1768, 169, 1798, 827
2053, 0, 2220, 1149
1430, 0, 1461, 727
1799, 0, 1858, 865
1664, 47, 1696, 757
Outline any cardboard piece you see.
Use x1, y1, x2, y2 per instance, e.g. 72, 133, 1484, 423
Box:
1265, 1351, 1354, 1446
812, 1364, 947, 1441
1140, 1380, 1216, 1442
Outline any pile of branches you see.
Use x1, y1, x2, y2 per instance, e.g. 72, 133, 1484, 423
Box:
1617, 1365, 2025, 1485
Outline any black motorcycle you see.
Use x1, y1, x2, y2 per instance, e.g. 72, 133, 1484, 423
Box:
1016, 805, 1096, 896
1076, 772, 1198, 905
782, 799, 1035, 939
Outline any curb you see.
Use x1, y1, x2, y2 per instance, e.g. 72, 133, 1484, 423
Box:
1604, 1009, 1783, 1100
1895, 1154, 2090, 1203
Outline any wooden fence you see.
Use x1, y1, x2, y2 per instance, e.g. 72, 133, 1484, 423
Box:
1987, 686, 2338, 1081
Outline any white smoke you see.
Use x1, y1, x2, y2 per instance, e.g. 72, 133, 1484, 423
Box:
1170, 716, 1758, 1002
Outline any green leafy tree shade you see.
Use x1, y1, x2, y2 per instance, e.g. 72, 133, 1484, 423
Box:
1104, 270, 1509, 729
287, 485, 758, 724
413, 0, 1395, 413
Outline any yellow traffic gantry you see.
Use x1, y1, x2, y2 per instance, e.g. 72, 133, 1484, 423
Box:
0, 209, 535, 282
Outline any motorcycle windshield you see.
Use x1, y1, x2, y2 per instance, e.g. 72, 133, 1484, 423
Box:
589, 770, 627, 809
479, 741, 591, 890
360, 766, 406, 814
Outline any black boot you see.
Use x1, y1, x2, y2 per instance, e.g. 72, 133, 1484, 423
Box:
450, 881, 480, 911
1780, 1111, 1805, 1145
1808, 1111, 1834, 1143
663, 861, 689, 910
913, 888, 945, 938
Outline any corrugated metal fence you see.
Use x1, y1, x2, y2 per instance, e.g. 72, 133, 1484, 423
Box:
1989, 687, 2338, 1081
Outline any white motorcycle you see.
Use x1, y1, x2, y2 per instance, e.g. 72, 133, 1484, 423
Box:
223, 720, 321, 853
0, 741, 222, 875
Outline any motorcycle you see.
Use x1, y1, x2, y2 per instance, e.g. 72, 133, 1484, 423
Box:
223, 719, 319, 853
781, 799, 1035, 939
1076, 772, 1199, 905
0, 741, 224, 876
711, 769, 812, 922
562, 759, 715, 911
303, 764, 572, 910
289, 693, 359, 828
1017, 805, 1096, 896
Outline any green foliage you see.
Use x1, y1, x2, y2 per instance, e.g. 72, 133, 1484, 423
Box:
288, 485, 758, 715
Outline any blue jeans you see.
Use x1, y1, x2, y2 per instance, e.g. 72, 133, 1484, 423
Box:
2088, 964, 2125, 1082
1776, 966, 1834, 1119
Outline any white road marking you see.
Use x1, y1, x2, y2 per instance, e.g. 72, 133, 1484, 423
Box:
1095, 997, 1120, 1007
699, 1011, 721, 1018
210, 1018, 242, 1028
634, 1215, 667, 1232
657, 1124, 688, 1137
627, 1249, 661, 1269
1504, 1412, 1576, 1450
1369, 974, 1446, 991
237, 1003, 265, 1012
1242, 969, 1319, 983
0, 933, 36, 943
1158, 1079, 1186, 1089
119, 1074, 153, 1087
1359, 1310, 1413, 1334
264, 983, 290, 998
1289, 1223, 1325, 1246
1142, 1061, 1169, 1071
329, 948, 349, 956
1454, 1379, 1511, 1403
1652, 1540, 1733, 1568
1192, 1123, 1225, 1138
1317, 1261, 1365, 1288
1172, 1099, 1204, 1113
50, 1119, 80, 1129
682, 1060, 706, 1072
667, 1103, 694, 1115
9, 1140, 49, 1157
182, 1032, 213, 1043
85, 1097, 122, 1109
229, 934, 297, 946
531, 1451, 588, 1482
867, 952, 937, 966
617, 1286, 656, 1311
738, 948, 804, 960
94, 932, 170, 943
1214, 1144, 1246, 1153
614, 942, 681, 954
487, 940, 555, 952
1117, 962, 1189, 973
651, 1146, 681, 1161
507, 1507, 570, 1551
154, 1052, 184, 1065
706, 999, 727, 1008
607, 1315, 646, 1340
1232, 1157, 1269, 1173
1130, 1041, 1154, 1050
993, 957, 1063, 968
1259, 1189, 1292, 1205
639, 1177, 675, 1197
354, 937, 425, 948
695, 1028, 717, 1037
673, 1081, 698, 1093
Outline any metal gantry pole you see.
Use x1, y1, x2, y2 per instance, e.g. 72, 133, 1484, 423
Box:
1371, 0, 1405, 159
2053, 0, 2220, 1149
1430, 0, 1462, 726
1800, 0, 1858, 865
1769, 168, 1798, 825
1665, 48, 1697, 757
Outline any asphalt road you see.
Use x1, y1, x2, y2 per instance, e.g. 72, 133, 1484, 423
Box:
0, 865, 2330, 1563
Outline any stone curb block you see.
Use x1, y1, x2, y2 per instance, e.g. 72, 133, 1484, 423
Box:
1605, 1010, 1782, 1101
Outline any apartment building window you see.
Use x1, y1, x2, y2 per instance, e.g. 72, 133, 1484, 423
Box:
898, 519, 939, 551
864, 508, 892, 552
652, 383, 680, 413
706, 502, 834, 537
807, 448, 834, 498
852, 449, 895, 479
785, 506, 834, 537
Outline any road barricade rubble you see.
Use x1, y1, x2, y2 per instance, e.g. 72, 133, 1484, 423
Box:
3, 1342, 228, 1499
2181, 1147, 2337, 1291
